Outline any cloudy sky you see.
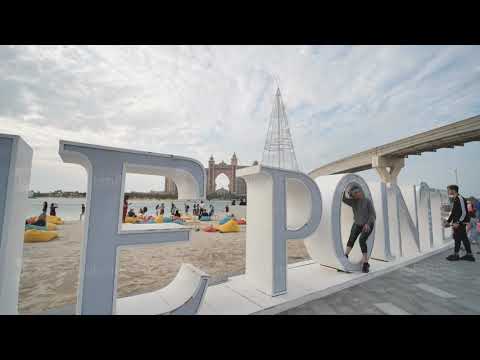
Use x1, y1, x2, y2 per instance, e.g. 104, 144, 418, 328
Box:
1, 45, 479, 196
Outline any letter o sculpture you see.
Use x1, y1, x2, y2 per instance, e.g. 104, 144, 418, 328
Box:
304, 174, 375, 272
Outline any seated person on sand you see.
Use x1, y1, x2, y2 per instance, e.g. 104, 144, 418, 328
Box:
32, 213, 47, 227
127, 209, 136, 217
174, 209, 182, 219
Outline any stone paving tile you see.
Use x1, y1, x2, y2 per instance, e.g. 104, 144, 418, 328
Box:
282, 249, 480, 315
308, 300, 338, 315
374, 302, 410, 315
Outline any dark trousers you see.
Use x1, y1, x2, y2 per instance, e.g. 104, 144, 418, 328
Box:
453, 223, 472, 254
347, 223, 374, 254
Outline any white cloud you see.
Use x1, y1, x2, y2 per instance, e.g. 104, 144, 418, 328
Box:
0, 45, 479, 196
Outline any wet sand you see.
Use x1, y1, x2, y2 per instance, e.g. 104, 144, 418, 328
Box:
19, 219, 310, 314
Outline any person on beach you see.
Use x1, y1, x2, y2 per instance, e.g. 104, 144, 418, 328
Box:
209, 204, 214, 217
123, 195, 129, 222
160, 203, 165, 215
232, 199, 236, 206
185, 204, 190, 214
174, 209, 181, 218
32, 213, 47, 227
342, 185, 376, 273
476, 199, 480, 255
127, 208, 136, 217
80, 204, 85, 220
467, 199, 478, 245
42, 201, 48, 214
445, 185, 475, 262
155, 204, 160, 216
200, 208, 209, 217
225, 204, 229, 214
49, 203, 58, 216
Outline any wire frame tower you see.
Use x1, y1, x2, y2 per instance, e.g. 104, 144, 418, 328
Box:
261, 87, 300, 171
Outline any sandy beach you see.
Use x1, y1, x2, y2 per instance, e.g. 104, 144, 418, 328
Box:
19, 217, 310, 314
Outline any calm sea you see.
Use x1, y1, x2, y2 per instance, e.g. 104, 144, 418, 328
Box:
28, 197, 234, 221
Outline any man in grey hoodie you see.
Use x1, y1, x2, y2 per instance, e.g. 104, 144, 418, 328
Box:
342, 185, 376, 273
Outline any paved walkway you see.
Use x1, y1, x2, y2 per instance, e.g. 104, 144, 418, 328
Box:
281, 248, 480, 315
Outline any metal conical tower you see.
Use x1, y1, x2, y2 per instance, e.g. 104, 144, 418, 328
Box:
261, 87, 300, 171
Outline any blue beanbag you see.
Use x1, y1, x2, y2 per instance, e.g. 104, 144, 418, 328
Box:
25, 224, 47, 231
163, 217, 172, 223
174, 219, 185, 225
200, 216, 211, 221
219, 216, 233, 225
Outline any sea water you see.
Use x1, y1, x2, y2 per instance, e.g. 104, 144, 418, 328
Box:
27, 197, 236, 221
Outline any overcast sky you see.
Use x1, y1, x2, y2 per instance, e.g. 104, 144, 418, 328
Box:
1, 45, 479, 196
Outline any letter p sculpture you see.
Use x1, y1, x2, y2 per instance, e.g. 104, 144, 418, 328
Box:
237, 165, 322, 296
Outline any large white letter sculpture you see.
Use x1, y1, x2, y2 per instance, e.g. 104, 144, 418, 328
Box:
0, 134, 32, 314
368, 182, 394, 261
304, 174, 375, 272
430, 189, 449, 246
388, 184, 420, 257
238, 165, 322, 296
416, 182, 435, 251
59, 141, 206, 314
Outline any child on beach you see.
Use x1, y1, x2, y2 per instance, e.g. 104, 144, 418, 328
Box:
50, 203, 58, 216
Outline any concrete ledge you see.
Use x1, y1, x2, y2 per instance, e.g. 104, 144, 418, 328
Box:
198, 241, 454, 315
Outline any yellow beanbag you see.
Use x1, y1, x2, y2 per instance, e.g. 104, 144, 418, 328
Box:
47, 215, 64, 225
216, 219, 240, 233
47, 222, 57, 231
24, 230, 58, 243
124, 216, 137, 224
155, 215, 164, 224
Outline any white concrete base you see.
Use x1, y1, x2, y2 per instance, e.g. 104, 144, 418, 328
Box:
197, 241, 453, 315
117, 263, 210, 315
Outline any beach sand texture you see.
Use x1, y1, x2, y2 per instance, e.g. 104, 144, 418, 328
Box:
19, 219, 310, 314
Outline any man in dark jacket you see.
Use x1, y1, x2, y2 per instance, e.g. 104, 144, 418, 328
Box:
445, 185, 475, 261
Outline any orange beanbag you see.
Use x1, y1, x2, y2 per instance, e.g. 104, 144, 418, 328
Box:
203, 225, 218, 232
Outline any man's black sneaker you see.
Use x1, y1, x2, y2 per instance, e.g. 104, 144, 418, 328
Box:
446, 254, 460, 261
460, 254, 476, 262
362, 262, 370, 273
